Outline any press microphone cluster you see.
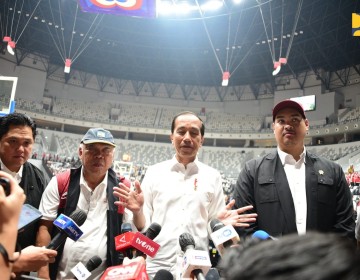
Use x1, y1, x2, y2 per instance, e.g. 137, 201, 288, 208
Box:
209, 219, 240, 256
71, 255, 102, 280
115, 222, 161, 259
179, 232, 211, 280
100, 223, 162, 280
47, 209, 87, 250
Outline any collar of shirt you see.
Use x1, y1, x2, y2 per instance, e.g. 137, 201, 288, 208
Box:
0, 159, 23, 184
79, 166, 108, 201
170, 155, 199, 176
277, 147, 307, 166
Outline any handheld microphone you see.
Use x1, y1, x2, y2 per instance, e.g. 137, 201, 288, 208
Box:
72, 255, 102, 280
153, 269, 174, 280
120, 223, 135, 259
47, 209, 87, 250
100, 262, 148, 280
115, 223, 161, 259
134, 222, 161, 258
179, 232, 211, 280
209, 219, 240, 256
252, 230, 278, 241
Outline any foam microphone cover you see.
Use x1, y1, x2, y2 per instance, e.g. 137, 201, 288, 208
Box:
210, 219, 223, 232
153, 269, 174, 280
145, 223, 161, 240
179, 232, 196, 252
70, 209, 87, 226
85, 255, 102, 272
121, 222, 132, 233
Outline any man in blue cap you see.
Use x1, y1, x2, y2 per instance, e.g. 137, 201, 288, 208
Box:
36, 128, 140, 280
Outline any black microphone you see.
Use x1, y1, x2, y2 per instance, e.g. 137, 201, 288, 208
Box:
153, 269, 174, 280
73, 255, 102, 280
85, 255, 102, 272
179, 233, 211, 280
47, 209, 87, 250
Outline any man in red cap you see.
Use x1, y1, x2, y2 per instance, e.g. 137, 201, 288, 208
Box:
233, 99, 355, 240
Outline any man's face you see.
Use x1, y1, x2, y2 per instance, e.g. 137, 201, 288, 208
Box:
79, 143, 115, 177
0, 125, 34, 172
272, 107, 309, 152
170, 114, 204, 166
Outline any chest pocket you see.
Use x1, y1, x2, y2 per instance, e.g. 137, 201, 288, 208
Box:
317, 176, 335, 205
258, 176, 279, 203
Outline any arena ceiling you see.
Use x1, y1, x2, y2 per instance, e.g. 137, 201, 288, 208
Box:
1, 0, 360, 88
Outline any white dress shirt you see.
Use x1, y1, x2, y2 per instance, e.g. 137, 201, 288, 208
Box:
278, 147, 307, 235
141, 156, 225, 278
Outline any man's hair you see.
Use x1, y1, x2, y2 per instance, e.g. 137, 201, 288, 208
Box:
220, 231, 360, 280
171, 111, 205, 136
0, 113, 37, 140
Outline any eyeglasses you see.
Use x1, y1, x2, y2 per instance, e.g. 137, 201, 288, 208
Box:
84, 145, 114, 156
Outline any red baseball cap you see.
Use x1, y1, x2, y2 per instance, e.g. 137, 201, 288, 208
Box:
272, 99, 306, 121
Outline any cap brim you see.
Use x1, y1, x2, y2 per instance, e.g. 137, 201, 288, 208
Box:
82, 139, 116, 147
273, 100, 306, 121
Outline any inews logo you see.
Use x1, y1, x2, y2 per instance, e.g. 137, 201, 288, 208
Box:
352, 13, 360, 36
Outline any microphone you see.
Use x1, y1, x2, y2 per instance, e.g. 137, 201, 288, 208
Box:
252, 230, 278, 241
47, 209, 87, 250
114, 223, 161, 259
205, 268, 220, 280
153, 269, 173, 280
179, 232, 211, 280
100, 262, 148, 280
134, 222, 161, 258
71, 255, 102, 280
121, 223, 135, 259
209, 219, 240, 256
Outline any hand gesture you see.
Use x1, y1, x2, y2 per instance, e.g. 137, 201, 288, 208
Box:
217, 199, 257, 228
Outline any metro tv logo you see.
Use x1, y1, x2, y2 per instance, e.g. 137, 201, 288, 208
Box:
352, 13, 360, 36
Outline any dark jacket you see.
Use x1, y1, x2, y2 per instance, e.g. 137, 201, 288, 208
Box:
50, 167, 124, 280
234, 150, 355, 239
1, 161, 47, 249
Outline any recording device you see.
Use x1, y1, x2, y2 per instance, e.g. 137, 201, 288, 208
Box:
134, 222, 161, 258
100, 261, 148, 280
252, 230, 278, 241
179, 232, 211, 280
0, 177, 10, 196
71, 255, 102, 280
114, 223, 161, 259
209, 219, 240, 256
153, 269, 174, 280
18, 203, 43, 232
47, 209, 87, 250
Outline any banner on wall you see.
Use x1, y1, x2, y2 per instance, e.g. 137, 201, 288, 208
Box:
78, 0, 157, 18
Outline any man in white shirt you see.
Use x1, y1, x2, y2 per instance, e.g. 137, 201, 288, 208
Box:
36, 128, 142, 280
114, 111, 257, 278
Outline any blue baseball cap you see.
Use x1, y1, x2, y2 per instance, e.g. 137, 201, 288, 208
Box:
81, 128, 116, 147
